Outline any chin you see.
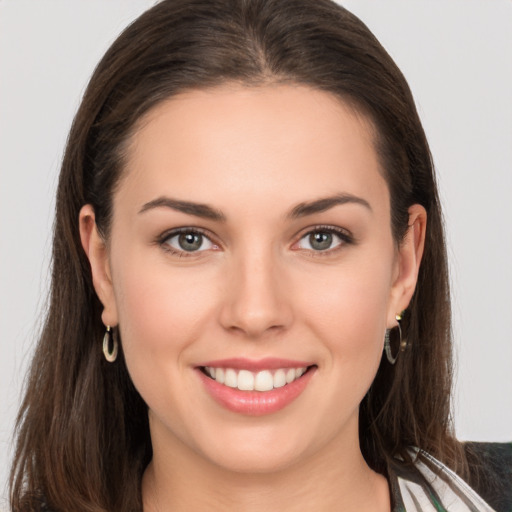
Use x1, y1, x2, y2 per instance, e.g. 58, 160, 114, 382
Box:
205, 442, 306, 475
187, 416, 332, 477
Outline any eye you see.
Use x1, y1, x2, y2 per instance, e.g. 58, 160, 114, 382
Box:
162, 229, 215, 254
296, 227, 351, 252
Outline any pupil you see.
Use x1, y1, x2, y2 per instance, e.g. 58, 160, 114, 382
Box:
310, 232, 332, 250
179, 233, 202, 251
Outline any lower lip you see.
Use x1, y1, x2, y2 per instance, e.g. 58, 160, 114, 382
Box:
197, 367, 316, 416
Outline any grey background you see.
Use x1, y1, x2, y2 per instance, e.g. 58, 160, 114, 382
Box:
1, 0, 511, 507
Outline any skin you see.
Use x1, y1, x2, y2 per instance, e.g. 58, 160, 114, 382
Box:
80, 84, 426, 511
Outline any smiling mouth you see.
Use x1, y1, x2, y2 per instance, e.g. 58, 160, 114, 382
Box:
200, 365, 315, 392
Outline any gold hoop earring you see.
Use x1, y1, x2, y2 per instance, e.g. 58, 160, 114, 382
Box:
384, 314, 406, 365
102, 325, 118, 363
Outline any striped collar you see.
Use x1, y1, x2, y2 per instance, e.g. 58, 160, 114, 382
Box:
388, 449, 496, 511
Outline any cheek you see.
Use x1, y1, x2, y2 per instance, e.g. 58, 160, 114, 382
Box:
297, 254, 393, 386
110, 256, 221, 427
303, 258, 393, 341
111, 252, 217, 371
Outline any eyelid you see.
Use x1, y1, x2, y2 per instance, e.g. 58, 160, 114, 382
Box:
157, 227, 220, 256
292, 225, 354, 252
155, 224, 354, 257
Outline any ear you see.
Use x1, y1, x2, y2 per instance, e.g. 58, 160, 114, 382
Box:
387, 204, 427, 327
79, 205, 118, 327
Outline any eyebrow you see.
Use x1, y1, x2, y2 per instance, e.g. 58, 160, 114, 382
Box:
138, 192, 371, 221
288, 193, 372, 219
139, 197, 227, 221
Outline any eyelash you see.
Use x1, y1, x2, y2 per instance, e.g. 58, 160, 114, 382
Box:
295, 225, 354, 256
157, 225, 354, 258
157, 227, 217, 257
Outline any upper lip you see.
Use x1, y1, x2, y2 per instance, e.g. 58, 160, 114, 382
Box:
197, 357, 314, 372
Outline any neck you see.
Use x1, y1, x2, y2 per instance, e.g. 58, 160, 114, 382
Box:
142, 423, 390, 512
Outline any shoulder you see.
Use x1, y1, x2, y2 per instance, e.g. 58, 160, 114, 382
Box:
463, 441, 512, 512
387, 446, 505, 511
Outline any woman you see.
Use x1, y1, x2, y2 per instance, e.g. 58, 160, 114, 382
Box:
9, 0, 510, 511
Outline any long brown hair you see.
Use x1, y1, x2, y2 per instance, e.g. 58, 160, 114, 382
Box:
10, 1, 465, 510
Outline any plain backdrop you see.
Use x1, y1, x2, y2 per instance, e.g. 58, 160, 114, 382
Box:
1, 0, 511, 505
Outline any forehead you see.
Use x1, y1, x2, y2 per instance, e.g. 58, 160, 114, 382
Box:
119, 84, 387, 214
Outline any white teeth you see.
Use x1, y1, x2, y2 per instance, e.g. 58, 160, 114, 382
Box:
237, 370, 254, 391
286, 368, 296, 384
224, 368, 238, 388
254, 370, 273, 391
206, 366, 309, 392
215, 367, 225, 384
273, 369, 286, 388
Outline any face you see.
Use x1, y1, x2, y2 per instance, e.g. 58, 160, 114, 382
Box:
81, 84, 424, 475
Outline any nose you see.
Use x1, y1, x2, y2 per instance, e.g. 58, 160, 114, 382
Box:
219, 248, 294, 339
